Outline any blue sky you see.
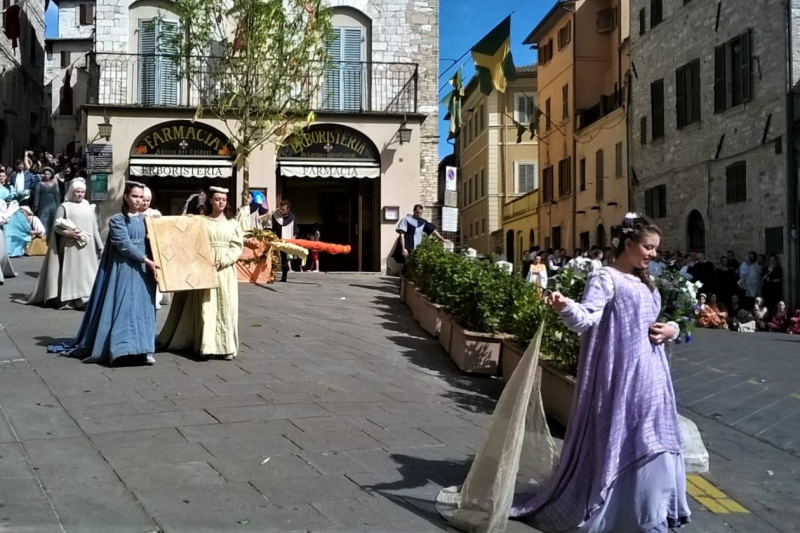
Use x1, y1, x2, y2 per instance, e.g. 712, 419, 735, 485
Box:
43, 1, 550, 159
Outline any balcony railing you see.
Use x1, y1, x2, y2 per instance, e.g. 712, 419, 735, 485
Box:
86, 53, 419, 114
577, 87, 624, 130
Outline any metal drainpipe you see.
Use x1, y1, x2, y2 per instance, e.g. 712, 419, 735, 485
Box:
786, 0, 798, 309
571, 7, 578, 250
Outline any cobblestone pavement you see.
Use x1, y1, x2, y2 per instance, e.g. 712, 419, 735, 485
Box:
0, 256, 797, 532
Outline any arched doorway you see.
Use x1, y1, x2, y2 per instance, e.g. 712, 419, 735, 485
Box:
278, 124, 381, 272
529, 229, 535, 250
687, 210, 705, 252
506, 229, 515, 263
596, 224, 607, 248
128, 120, 235, 215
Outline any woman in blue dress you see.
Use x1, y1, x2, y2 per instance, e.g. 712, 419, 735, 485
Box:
34, 167, 61, 236
48, 182, 161, 366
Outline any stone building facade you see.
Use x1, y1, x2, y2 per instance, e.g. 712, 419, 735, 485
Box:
629, 0, 798, 302
0, 0, 47, 163
79, 0, 438, 273
45, 0, 94, 153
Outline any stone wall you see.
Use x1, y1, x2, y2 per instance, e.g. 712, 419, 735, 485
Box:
58, 0, 96, 40
0, 1, 47, 162
629, 0, 790, 261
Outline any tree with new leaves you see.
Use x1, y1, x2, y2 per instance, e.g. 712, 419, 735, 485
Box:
165, 0, 332, 202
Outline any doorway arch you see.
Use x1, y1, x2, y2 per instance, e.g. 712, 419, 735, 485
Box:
506, 229, 515, 262
596, 224, 607, 248
687, 210, 705, 252
529, 229, 535, 250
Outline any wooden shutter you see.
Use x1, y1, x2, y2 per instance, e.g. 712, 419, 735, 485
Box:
658, 185, 667, 217
159, 21, 180, 106
640, 116, 647, 145
676, 66, 686, 129
139, 20, 157, 105
690, 60, 701, 124
741, 29, 752, 103
342, 27, 364, 111
61, 51, 70, 68
644, 188, 654, 217
595, 150, 604, 202
79, 4, 94, 25
580, 158, 586, 191
545, 98, 551, 129
639, 8, 646, 35
615, 142, 623, 177
714, 44, 726, 113
651, 79, 664, 139
323, 29, 342, 110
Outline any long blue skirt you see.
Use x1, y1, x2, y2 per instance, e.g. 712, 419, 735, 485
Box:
47, 227, 156, 365
5, 211, 31, 257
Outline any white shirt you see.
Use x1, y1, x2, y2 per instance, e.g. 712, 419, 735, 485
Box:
648, 260, 665, 277
679, 265, 693, 281
526, 265, 548, 290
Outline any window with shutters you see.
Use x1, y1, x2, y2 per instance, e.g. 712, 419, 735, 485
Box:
538, 39, 553, 64
29, 29, 36, 65
714, 30, 752, 113
516, 162, 537, 193
579, 158, 586, 191
640, 116, 647, 145
545, 98, 551, 130
639, 8, 646, 35
595, 149, 604, 202
650, 0, 662, 28
515, 92, 534, 125
324, 26, 364, 112
726, 161, 747, 204
482, 218, 486, 234
551, 227, 562, 250
481, 169, 486, 197
651, 78, 664, 140
60, 51, 70, 68
562, 84, 569, 119
644, 184, 667, 218
558, 157, 571, 197
558, 20, 571, 50
615, 142, 623, 177
139, 19, 180, 106
676, 59, 701, 128
79, 4, 94, 26
542, 165, 554, 201
479, 104, 485, 131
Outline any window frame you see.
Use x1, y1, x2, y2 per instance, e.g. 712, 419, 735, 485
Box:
515, 92, 535, 125
558, 20, 572, 50
725, 161, 747, 204
515, 161, 538, 194
558, 157, 571, 197
579, 157, 586, 191
714, 29, 752, 113
562, 83, 569, 120
650, 78, 664, 140
650, 0, 663, 29
676, 59, 701, 129
644, 184, 667, 218
79, 4, 94, 26
615, 142, 623, 178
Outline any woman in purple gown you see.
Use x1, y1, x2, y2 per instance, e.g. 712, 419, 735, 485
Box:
512, 214, 690, 532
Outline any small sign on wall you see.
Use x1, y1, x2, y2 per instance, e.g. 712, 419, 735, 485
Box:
445, 166, 457, 191
382, 206, 400, 222
442, 206, 458, 233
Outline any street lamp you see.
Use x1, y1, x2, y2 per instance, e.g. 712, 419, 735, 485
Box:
98, 115, 112, 141
397, 122, 412, 145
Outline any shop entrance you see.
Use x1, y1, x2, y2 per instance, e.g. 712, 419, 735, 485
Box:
279, 176, 378, 272
277, 123, 382, 272
128, 120, 236, 214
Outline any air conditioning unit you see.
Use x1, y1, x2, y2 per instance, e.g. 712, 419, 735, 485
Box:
597, 9, 615, 33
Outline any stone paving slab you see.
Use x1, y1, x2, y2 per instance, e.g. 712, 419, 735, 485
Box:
1, 257, 797, 532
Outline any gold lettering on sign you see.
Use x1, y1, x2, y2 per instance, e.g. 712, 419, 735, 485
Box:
186, 127, 197, 140
152, 131, 165, 146
161, 128, 174, 142
171, 126, 185, 140
144, 135, 156, 150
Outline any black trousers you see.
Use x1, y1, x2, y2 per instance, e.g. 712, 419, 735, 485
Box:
280, 252, 289, 280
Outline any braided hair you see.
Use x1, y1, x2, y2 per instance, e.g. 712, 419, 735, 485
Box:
609, 213, 661, 291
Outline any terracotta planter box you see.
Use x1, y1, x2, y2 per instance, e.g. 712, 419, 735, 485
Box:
439, 311, 454, 354
405, 285, 423, 321
400, 278, 412, 304
539, 360, 577, 427
419, 296, 443, 337
501, 339, 525, 383
449, 321, 502, 375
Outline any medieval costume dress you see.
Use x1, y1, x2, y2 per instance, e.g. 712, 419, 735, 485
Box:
47, 211, 157, 365
26, 179, 103, 309
438, 268, 689, 533
34, 175, 61, 237
157, 216, 244, 358
0, 188, 18, 284
392, 214, 435, 266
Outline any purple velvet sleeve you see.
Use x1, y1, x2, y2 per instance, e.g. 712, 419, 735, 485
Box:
557, 271, 614, 334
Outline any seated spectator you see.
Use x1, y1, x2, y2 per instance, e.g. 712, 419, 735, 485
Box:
753, 297, 768, 331
697, 294, 728, 329
768, 302, 788, 332
786, 309, 800, 335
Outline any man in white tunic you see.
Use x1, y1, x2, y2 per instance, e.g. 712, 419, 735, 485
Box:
25, 178, 103, 309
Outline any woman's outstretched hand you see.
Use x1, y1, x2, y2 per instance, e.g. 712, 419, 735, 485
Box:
649, 322, 676, 345
544, 291, 569, 312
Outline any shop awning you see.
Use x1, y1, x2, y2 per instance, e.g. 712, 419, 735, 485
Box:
129, 158, 233, 179
279, 160, 380, 179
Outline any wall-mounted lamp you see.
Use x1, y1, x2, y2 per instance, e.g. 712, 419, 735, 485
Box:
98, 114, 112, 141
397, 122, 412, 145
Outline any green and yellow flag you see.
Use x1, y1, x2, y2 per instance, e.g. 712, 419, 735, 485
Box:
471, 16, 518, 95
440, 67, 464, 140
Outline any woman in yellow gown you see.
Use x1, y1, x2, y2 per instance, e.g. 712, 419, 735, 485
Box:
157, 187, 244, 359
